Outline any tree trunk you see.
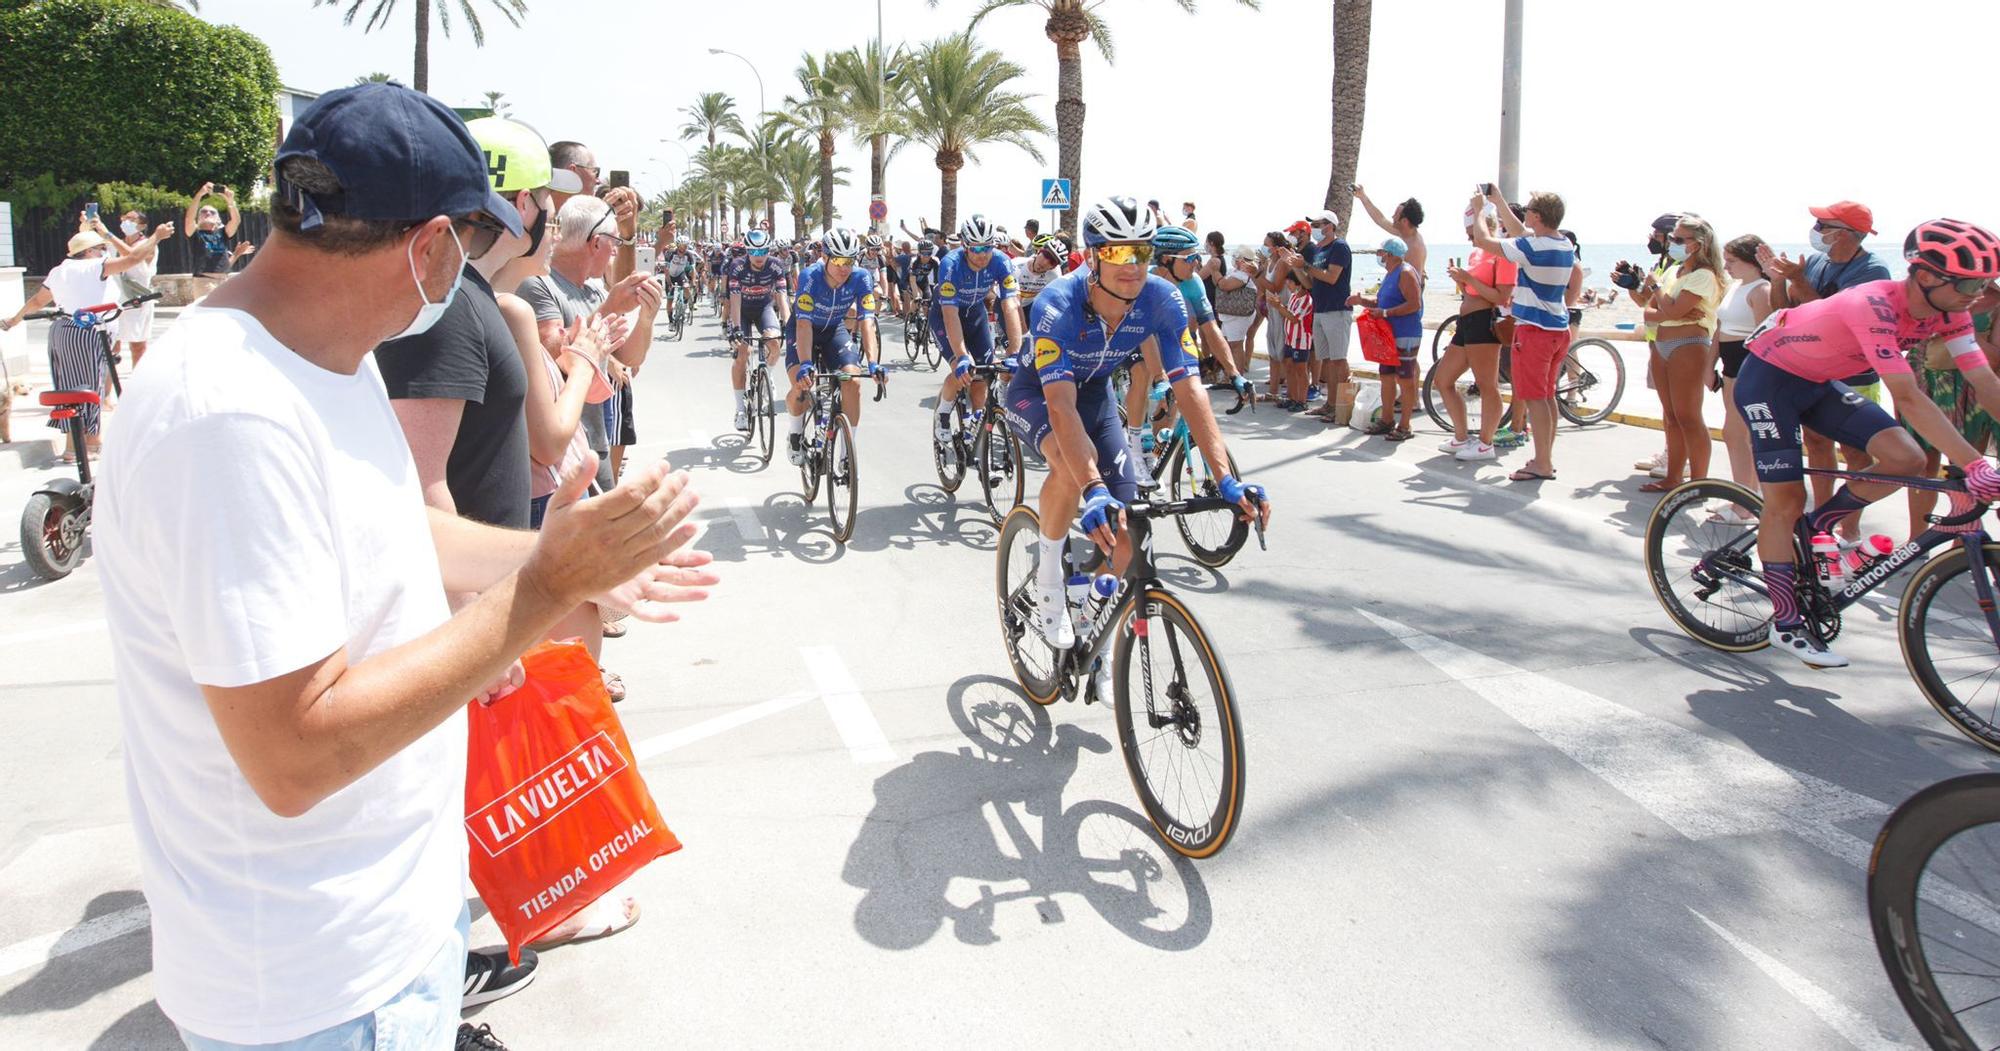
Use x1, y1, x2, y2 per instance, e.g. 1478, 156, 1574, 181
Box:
818, 130, 837, 230
1047, 5, 1089, 239
708, 128, 721, 240
412, 0, 431, 93
1327, 0, 1372, 226
870, 133, 887, 235
793, 206, 806, 240
936, 152, 962, 235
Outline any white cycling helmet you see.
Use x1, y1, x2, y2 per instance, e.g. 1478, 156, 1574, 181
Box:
1081, 195, 1156, 248
822, 227, 864, 258
958, 213, 998, 247
744, 229, 772, 250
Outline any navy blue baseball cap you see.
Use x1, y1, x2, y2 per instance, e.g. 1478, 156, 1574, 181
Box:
274, 82, 522, 236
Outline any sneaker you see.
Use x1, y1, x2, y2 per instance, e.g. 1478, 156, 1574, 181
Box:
463, 948, 537, 1008
1438, 436, 1470, 454
1142, 448, 1160, 477
1635, 450, 1666, 471
1768, 623, 1849, 669
1493, 427, 1526, 449
733, 407, 750, 432
787, 433, 804, 466
1038, 584, 1075, 649
1455, 441, 1497, 461
1648, 463, 1668, 479
457, 1024, 509, 1051
1308, 385, 1323, 403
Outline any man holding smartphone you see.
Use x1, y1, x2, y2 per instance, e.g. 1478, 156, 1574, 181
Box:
182, 181, 248, 298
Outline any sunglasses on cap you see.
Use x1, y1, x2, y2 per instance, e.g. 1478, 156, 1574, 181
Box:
1916, 264, 1991, 296
1095, 244, 1154, 267
584, 211, 633, 247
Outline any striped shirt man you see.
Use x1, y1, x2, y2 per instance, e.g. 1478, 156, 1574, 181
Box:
1496, 235, 1576, 331
1284, 289, 1314, 350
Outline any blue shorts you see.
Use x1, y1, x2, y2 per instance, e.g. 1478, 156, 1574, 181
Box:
736, 299, 780, 338
1733, 353, 1901, 484
1004, 375, 1140, 503
930, 303, 995, 366
785, 322, 863, 373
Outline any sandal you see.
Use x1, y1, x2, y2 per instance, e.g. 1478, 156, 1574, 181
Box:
602, 669, 627, 703
600, 619, 628, 639
527, 896, 641, 949
1508, 467, 1556, 482
1362, 420, 1394, 436
1384, 427, 1414, 442
1637, 479, 1678, 493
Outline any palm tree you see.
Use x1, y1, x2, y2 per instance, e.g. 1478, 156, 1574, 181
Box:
354, 72, 398, 85
479, 89, 510, 116
735, 115, 795, 234
900, 33, 1048, 234
827, 42, 909, 234
775, 53, 847, 233
1326, 0, 1370, 223
313, 0, 529, 94
769, 138, 850, 238
953, 0, 1258, 237
680, 92, 745, 240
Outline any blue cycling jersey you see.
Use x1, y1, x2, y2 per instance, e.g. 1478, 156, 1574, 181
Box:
1022, 269, 1196, 388
726, 257, 789, 304
933, 247, 1018, 311
791, 263, 877, 329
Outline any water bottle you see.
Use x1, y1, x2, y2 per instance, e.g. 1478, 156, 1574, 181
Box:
1066, 574, 1090, 616
1842, 534, 1895, 575
1811, 532, 1844, 586
1090, 573, 1119, 603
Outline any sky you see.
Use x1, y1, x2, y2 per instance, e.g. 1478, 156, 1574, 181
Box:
185, 0, 1999, 249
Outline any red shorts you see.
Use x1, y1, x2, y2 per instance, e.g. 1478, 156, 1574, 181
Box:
1511, 325, 1571, 400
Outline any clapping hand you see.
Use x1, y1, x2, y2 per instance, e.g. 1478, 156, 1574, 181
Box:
1757, 244, 1802, 282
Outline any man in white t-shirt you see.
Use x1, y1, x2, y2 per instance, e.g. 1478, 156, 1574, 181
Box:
94, 82, 717, 1050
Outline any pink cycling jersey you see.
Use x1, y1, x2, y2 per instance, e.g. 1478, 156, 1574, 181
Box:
1746, 278, 1979, 383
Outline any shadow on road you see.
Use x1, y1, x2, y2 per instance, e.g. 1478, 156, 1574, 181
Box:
842, 674, 1211, 951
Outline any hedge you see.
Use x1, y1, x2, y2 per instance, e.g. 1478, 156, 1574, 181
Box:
0, 0, 282, 195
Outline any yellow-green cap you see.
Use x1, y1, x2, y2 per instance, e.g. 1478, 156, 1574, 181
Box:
465, 116, 582, 195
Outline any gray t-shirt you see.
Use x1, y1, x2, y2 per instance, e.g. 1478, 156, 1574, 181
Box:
517, 271, 616, 488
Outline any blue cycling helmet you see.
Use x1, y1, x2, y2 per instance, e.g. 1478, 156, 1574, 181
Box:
1151, 225, 1199, 255
745, 229, 772, 250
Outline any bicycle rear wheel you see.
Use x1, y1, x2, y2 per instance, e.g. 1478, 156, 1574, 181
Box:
1643, 479, 1771, 651
1420, 358, 1490, 436
934, 397, 968, 493
1166, 440, 1248, 568
1901, 543, 2000, 756
1556, 337, 1626, 426
919, 318, 939, 370
1429, 314, 1458, 364
903, 312, 919, 363
995, 506, 1062, 704
826, 414, 858, 542
1869, 773, 2000, 1049
1113, 588, 1245, 858
975, 411, 1024, 526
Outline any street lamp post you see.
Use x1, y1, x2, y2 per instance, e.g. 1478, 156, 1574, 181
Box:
1498, 0, 1524, 202
707, 48, 765, 240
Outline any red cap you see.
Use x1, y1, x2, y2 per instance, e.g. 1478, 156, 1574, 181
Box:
1285, 219, 1310, 234
1809, 201, 1876, 235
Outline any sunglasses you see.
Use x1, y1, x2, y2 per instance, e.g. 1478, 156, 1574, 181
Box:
1918, 265, 1991, 296
1670, 235, 1697, 245
967, 245, 994, 255
1163, 252, 1201, 267
572, 163, 602, 180
1812, 220, 1852, 235
459, 213, 509, 259
749, 249, 769, 258
828, 256, 855, 267
1096, 244, 1154, 267
584, 211, 633, 247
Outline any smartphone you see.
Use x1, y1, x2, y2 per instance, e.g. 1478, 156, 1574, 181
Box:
608, 169, 629, 190
1478, 183, 1496, 196
663, 208, 674, 224
84, 202, 99, 222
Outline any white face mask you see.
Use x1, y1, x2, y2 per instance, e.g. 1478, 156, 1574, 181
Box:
1809, 228, 1832, 254
120, 219, 140, 237
388, 226, 467, 341
1667, 242, 1689, 262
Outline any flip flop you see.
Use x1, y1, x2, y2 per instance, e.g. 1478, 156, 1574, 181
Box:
1508, 467, 1556, 482
1637, 479, 1677, 493
527, 896, 640, 949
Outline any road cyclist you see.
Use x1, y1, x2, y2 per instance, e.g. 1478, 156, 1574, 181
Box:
727, 229, 791, 433
931, 215, 1026, 457
785, 227, 887, 467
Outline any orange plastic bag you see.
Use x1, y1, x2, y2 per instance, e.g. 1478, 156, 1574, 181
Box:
465, 640, 681, 961
1356, 309, 1400, 367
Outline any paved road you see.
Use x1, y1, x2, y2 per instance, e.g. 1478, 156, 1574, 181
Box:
0, 299, 1990, 1049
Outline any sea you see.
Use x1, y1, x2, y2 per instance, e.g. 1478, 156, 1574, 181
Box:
1331, 242, 1903, 295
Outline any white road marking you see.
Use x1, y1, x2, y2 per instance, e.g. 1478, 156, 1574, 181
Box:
631, 690, 814, 763
1691, 909, 1912, 1051
724, 495, 766, 543
1355, 609, 1888, 841
801, 645, 896, 763
0, 902, 149, 982
0, 619, 105, 647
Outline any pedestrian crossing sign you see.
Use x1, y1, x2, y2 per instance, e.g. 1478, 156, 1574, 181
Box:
1040, 178, 1072, 211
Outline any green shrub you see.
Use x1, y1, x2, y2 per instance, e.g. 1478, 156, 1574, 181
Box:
0, 0, 282, 194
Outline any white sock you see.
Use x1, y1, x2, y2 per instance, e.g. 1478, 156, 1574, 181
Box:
788, 412, 804, 435
1125, 426, 1143, 451
733, 389, 746, 410
1038, 534, 1067, 597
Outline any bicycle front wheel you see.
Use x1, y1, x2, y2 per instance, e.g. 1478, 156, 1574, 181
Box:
1556, 337, 1626, 426
1429, 314, 1458, 364
1643, 479, 1771, 651
975, 413, 1024, 526
1869, 773, 2000, 1049
800, 414, 825, 503
995, 506, 1062, 704
826, 414, 858, 542
1166, 440, 1248, 568
934, 397, 968, 492
1114, 588, 1245, 859
1901, 543, 2000, 755
1420, 358, 1489, 436
749, 369, 775, 466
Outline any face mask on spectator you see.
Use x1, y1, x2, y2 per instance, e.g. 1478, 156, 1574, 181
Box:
390, 225, 466, 340
1667, 241, 1689, 262
120, 219, 140, 237
1809, 228, 1832, 254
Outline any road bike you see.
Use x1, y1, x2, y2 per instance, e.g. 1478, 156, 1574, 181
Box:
1419, 329, 1625, 431
1644, 466, 2000, 754
1868, 773, 2000, 1050
932, 363, 1025, 524
903, 298, 937, 370
18, 290, 160, 579
666, 280, 690, 341
994, 494, 1264, 858
1123, 380, 1253, 567
797, 365, 885, 543
741, 352, 776, 468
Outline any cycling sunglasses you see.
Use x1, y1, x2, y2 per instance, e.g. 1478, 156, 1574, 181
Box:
1162, 252, 1202, 267
749, 249, 770, 258
1917, 264, 1991, 296
828, 255, 855, 267
1095, 244, 1154, 267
